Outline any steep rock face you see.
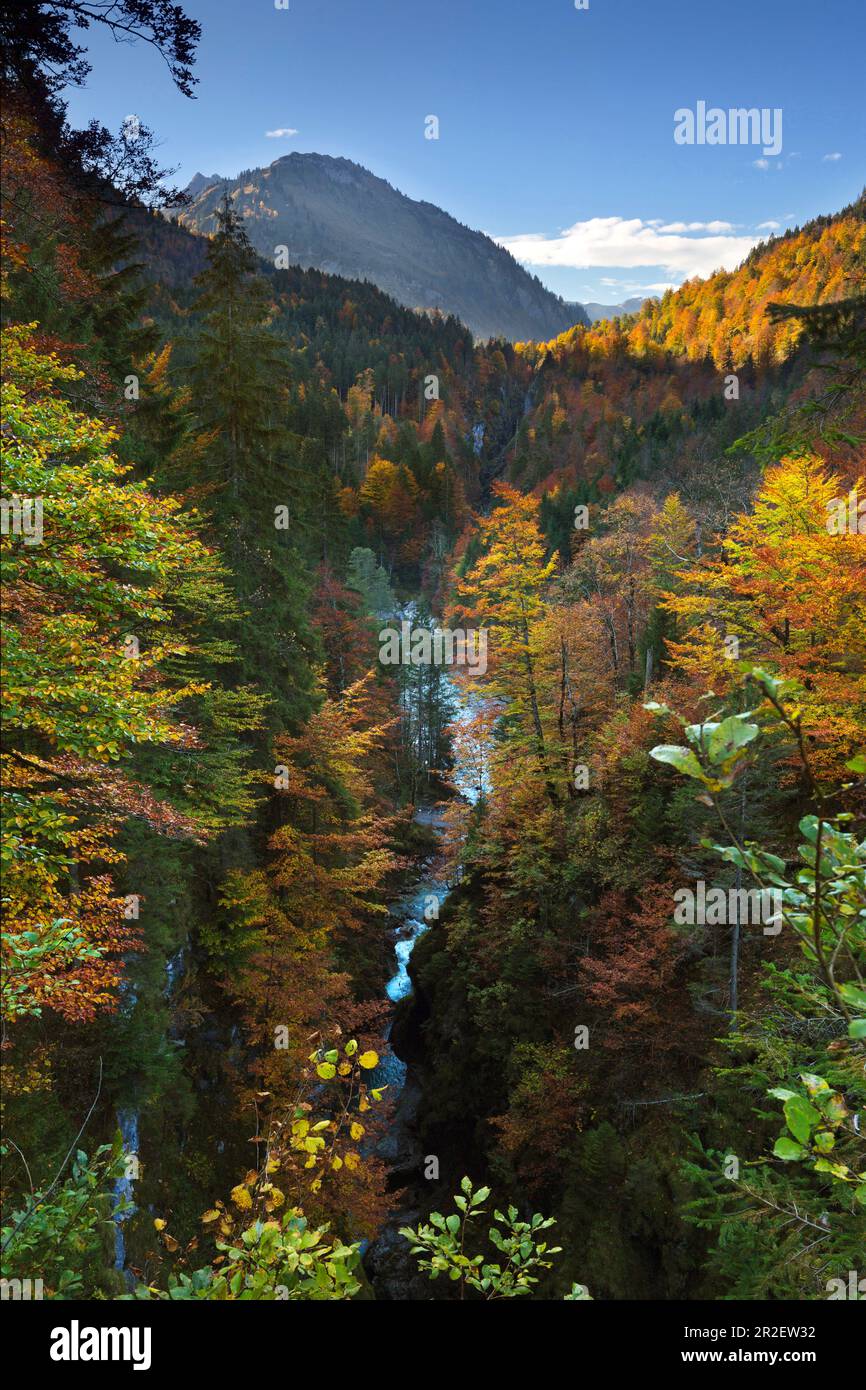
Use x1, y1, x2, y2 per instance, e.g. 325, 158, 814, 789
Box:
177, 154, 588, 343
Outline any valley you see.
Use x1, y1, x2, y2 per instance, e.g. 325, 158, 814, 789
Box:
1, 0, 864, 1323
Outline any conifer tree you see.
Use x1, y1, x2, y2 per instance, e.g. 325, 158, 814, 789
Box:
186, 200, 317, 730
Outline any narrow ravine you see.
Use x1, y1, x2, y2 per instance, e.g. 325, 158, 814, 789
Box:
108, 641, 488, 1297
365, 676, 488, 1297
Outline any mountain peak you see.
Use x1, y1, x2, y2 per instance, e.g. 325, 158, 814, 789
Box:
178, 154, 587, 342
184, 171, 224, 199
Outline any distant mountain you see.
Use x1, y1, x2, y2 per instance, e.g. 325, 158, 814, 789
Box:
175, 154, 588, 343
581, 297, 646, 322
184, 171, 223, 200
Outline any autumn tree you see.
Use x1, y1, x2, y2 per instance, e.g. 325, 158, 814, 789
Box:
1, 325, 226, 1021
663, 454, 866, 783
451, 483, 558, 801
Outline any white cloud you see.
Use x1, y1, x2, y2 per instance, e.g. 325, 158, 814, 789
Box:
599, 276, 678, 296
752, 157, 769, 170
266, 127, 299, 138
495, 216, 759, 281
658, 220, 734, 233
757, 220, 781, 230
822, 151, 842, 161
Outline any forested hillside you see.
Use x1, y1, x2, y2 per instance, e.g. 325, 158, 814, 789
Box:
1, 0, 863, 1313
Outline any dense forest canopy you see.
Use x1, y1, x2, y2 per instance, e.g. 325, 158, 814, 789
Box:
0, 0, 863, 1321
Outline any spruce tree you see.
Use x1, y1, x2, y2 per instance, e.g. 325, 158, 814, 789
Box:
186, 200, 317, 730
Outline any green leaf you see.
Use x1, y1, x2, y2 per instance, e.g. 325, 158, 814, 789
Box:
800, 1073, 832, 1099
784, 1095, 820, 1145
649, 745, 705, 780
773, 1137, 804, 1161
706, 716, 760, 763
813, 1158, 852, 1179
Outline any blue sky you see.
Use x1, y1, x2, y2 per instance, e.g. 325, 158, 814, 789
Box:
64, 0, 864, 303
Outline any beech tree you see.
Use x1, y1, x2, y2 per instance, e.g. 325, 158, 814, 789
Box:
451, 482, 558, 801
1, 326, 217, 1021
